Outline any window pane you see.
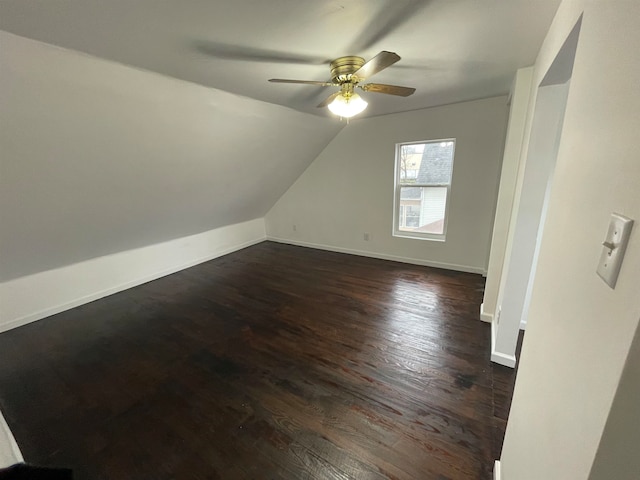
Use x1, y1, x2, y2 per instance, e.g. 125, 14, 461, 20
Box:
400, 141, 454, 185
398, 186, 447, 234
398, 144, 424, 182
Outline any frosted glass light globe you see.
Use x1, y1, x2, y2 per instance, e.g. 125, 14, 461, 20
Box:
328, 93, 368, 118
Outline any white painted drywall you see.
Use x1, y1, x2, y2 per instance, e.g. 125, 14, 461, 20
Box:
587, 321, 640, 480
500, 0, 640, 478
0, 219, 266, 333
266, 96, 508, 273
492, 81, 570, 366
481, 67, 534, 322
0, 31, 341, 282
0, 409, 22, 468
492, 17, 581, 358
0, 0, 563, 119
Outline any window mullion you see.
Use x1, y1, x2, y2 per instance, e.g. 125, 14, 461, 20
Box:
399, 184, 449, 188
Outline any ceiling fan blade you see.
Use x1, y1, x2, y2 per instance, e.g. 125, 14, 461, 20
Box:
353, 51, 401, 80
349, 1, 431, 52
360, 83, 416, 96
317, 92, 340, 108
269, 79, 333, 86
193, 41, 331, 65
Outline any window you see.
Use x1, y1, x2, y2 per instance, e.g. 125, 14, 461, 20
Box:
393, 139, 455, 241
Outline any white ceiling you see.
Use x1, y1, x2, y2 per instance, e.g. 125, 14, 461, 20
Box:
0, 0, 561, 118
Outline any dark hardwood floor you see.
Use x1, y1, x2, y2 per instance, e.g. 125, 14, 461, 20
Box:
0, 242, 519, 479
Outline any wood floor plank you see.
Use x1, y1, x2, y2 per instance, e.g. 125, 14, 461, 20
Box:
0, 242, 519, 479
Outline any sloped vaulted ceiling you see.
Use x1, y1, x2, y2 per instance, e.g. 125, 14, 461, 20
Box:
0, 32, 342, 281
0, 0, 561, 118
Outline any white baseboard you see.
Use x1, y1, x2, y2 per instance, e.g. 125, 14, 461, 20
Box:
0, 409, 22, 468
480, 302, 494, 323
520, 320, 527, 331
266, 236, 486, 275
0, 219, 266, 334
493, 460, 501, 480
491, 319, 517, 368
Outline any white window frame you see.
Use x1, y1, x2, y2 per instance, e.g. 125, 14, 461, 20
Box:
392, 138, 456, 241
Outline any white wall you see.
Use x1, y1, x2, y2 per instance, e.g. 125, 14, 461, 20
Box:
500, 0, 640, 478
492, 15, 580, 366
0, 31, 341, 282
266, 96, 508, 274
588, 321, 640, 480
0, 410, 22, 468
0, 219, 266, 333
481, 67, 533, 322
492, 81, 570, 367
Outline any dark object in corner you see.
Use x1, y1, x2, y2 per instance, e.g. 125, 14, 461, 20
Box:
0, 463, 73, 479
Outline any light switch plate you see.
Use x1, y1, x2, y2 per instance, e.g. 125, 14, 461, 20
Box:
597, 213, 634, 288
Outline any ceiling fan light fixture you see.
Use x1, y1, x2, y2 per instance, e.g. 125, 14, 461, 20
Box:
327, 93, 368, 118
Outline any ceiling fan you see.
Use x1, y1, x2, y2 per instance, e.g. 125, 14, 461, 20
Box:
268, 51, 416, 119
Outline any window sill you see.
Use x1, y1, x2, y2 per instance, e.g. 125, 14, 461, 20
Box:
393, 232, 446, 242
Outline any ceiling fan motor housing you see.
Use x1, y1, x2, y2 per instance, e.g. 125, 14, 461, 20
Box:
330, 56, 365, 84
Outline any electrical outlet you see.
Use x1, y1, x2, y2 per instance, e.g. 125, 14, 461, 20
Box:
364, 232, 370, 241
293, 224, 297, 232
